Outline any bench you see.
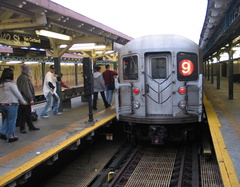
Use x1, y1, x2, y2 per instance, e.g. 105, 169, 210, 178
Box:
62, 86, 84, 108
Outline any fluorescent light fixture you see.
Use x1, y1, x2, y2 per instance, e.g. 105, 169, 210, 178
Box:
60, 62, 75, 66
69, 45, 106, 50
60, 43, 95, 48
25, 62, 39, 64
60, 43, 106, 50
45, 62, 54, 64
220, 53, 228, 61
232, 47, 240, 51
95, 51, 103, 54
6, 61, 22, 64
35, 30, 72, 41
106, 50, 114, 53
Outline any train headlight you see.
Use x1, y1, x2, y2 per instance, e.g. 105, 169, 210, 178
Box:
133, 87, 140, 95
178, 100, 186, 109
132, 100, 140, 109
178, 86, 186, 94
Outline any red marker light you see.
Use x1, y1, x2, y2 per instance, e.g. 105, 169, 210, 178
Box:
133, 88, 140, 95
178, 87, 186, 94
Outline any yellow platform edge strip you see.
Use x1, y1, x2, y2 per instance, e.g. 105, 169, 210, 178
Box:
0, 113, 116, 186
203, 94, 240, 187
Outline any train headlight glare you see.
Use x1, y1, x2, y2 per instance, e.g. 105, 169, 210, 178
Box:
132, 100, 140, 109
178, 100, 186, 109
133, 87, 140, 95
178, 86, 186, 94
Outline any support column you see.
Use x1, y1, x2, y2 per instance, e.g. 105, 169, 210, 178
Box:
211, 59, 214, 84
53, 57, 63, 111
75, 63, 78, 86
207, 60, 210, 81
216, 55, 221, 89
41, 62, 46, 85
228, 49, 234, 100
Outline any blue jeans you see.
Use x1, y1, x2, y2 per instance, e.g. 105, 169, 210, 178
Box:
106, 85, 114, 105
0, 105, 19, 138
40, 92, 59, 116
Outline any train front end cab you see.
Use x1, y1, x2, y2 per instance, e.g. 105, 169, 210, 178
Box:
114, 51, 203, 143
115, 52, 202, 122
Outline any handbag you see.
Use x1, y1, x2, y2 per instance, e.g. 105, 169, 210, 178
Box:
31, 110, 38, 121
108, 71, 115, 90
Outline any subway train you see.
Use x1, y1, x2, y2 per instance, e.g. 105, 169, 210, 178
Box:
114, 34, 203, 144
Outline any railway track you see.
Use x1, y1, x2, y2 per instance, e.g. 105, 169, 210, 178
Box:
21, 123, 224, 187
91, 138, 223, 186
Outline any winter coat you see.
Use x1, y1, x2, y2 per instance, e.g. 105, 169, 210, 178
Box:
17, 72, 35, 104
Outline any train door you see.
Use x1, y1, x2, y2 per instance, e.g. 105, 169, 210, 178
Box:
145, 53, 173, 115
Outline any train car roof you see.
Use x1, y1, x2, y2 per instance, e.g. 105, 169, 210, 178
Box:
120, 34, 199, 55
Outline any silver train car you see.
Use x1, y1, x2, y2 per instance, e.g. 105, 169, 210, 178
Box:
114, 34, 203, 144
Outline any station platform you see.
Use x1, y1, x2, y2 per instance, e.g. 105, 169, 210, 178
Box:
204, 76, 240, 186
0, 97, 115, 187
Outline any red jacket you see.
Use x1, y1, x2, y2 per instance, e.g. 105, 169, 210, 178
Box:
61, 81, 69, 88
102, 70, 118, 85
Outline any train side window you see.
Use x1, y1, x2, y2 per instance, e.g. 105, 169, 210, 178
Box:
122, 55, 138, 80
177, 52, 198, 81
151, 57, 167, 79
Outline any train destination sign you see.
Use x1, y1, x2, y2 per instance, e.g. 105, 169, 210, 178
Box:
177, 52, 198, 81
0, 32, 50, 49
179, 59, 194, 76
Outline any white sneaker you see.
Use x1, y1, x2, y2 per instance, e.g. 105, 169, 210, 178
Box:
56, 112, 62, 115
41, 114, 49, 118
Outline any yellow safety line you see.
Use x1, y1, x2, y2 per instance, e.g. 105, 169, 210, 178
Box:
204, 94, 240, 187
0, 113, 116, 186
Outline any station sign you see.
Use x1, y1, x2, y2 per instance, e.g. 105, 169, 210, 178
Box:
0, 32, 50, 49
13, 48, 46, 58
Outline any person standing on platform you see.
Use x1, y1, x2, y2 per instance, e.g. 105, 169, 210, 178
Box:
16, 64, 40, 133
92, 66, 110, 110
0, 68, 27, 143
40, 65, 61, 118
102, 64, 118, 105
60, 73, 70, 88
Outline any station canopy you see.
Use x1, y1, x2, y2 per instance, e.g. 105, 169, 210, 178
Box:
0, 0, 133, 61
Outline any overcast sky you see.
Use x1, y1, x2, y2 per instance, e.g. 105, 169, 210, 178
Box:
51, 0, 208, 44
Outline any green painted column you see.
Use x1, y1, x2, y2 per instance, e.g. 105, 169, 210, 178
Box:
207, 60, 210, 81
75, 63, 78, 86
53, 57, 63, 111
216, 55, 220, 89
211, 60, 214, 84
228, 50, 234, 100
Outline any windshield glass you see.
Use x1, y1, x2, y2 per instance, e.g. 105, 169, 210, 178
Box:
122, 55, 138, 80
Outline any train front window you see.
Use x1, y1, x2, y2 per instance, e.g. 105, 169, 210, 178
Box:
151, 57, 167, 79
122, 55, 138, 80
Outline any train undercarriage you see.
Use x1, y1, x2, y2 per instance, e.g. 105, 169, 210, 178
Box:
123, 121, 203, 145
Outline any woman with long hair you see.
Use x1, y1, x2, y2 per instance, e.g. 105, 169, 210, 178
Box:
0, 68, 27, 143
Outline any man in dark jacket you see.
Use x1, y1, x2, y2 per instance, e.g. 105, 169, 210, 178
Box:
102, 64, 118, 105
16, 64, 40, 133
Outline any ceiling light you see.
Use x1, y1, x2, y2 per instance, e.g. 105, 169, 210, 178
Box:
6, 61, 22, 64
35, 30, 72, 41
24, 62, 39, 64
